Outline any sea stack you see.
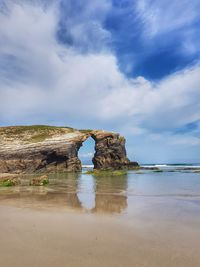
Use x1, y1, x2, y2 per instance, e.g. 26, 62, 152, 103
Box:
91, 130, 138, 170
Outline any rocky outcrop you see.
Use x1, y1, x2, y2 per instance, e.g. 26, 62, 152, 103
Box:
0, 173, 20, 186
0, 125, 138, 173
91, 130, 139, 170
30, 175, 49, 186
0, 126, 89, 173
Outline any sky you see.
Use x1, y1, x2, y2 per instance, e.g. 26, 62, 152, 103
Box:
0, 0, 200, 164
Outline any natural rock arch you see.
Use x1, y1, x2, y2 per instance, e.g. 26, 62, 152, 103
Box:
0, 126, 139, 173
77, 130, 139, 170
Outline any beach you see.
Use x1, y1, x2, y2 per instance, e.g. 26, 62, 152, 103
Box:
1, 168, 200, 267
1, 200, 200, 267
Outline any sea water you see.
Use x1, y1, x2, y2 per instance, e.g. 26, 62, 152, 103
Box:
1, 165, 200, 216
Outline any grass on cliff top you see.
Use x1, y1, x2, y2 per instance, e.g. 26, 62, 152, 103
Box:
0, 125, 76, 143
79, 129, 93, 134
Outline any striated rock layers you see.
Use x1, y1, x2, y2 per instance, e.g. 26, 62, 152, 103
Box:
0, 125, 138, 173
91, 131, 138, 170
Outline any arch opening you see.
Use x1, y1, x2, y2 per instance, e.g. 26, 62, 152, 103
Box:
79, 136, 95, 167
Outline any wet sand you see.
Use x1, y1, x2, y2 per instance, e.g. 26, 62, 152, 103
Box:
1, 201, 200, 267
1, 170, 200, 266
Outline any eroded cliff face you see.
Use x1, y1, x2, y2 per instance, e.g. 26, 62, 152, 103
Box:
0, 126, 89, 173
91, 130, 139, 170
0, 126, 138, 173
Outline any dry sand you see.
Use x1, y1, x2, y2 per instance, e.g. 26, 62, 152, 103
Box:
1, 203, 200, 267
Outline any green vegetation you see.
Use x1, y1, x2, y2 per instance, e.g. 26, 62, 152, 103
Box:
0, 179, 13, 187
0, 125, 76, 143
85, 169, 127, 176
79, 129, 92, 134
0, 125, 67, 134
30, 134, 50, 143
30, 175, 49, 186
41, 179, 49, 185
0, 178, 19, 187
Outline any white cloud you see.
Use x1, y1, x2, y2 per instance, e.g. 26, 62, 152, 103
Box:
136, 0, 200, 37
135, 0, 200, 57
0, 0, 200, 160
144, 132, 200, 146
57, 0, 112, 52
100, 65, 200, 133
170, 135, 200, 146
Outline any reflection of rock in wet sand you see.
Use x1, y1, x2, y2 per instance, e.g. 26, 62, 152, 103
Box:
65, 192, 82, 210
49, 172, 128, 214
92, 174, 128, 214
93, 194, 127, 213
0, 172, 128, 214
0, 172, 83, 211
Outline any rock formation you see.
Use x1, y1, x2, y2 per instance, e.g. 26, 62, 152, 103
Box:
0, 125, 138, 173
91, 131, 138, 170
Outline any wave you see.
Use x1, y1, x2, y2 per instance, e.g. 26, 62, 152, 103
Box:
82, 164, 94, 168
141, 164, 200, 169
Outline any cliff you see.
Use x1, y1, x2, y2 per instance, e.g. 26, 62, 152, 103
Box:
0, 125, 138, 173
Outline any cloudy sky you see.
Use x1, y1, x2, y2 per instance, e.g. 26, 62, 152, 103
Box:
0, 0, 200, 163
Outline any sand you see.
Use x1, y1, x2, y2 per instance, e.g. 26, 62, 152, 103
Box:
0, 203, 200, 267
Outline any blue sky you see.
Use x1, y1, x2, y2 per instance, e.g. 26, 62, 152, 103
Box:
0, 0, 200, 163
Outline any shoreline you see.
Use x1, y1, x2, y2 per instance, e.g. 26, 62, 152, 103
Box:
0, 203, 200, 267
